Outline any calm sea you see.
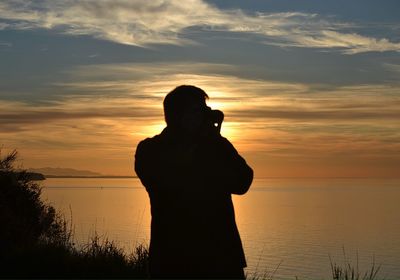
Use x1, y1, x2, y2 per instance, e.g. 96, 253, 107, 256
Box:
41, 178, 400, 279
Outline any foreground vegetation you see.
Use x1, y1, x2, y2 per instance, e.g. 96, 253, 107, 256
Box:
329, 252, 381, 280
0, 149, 384, 279
0, 150, 148, 278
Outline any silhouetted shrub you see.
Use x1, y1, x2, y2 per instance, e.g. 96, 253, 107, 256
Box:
0, 150, 71, 253
0, 149, 149, 278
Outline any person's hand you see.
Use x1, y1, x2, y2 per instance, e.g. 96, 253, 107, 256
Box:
198, 121, 220, 141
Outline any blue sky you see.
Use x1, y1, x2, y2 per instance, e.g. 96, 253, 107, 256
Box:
0, 0, 399, 177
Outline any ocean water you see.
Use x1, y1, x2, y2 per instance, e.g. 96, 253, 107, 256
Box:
41, 178, 400, 279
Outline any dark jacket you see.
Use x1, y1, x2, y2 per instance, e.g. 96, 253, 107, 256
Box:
135, 127, 253, 278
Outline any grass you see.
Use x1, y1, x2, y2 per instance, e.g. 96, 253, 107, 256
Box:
3, 235, 149, 278
247, 250, 383, 280
329, 249, 382, 280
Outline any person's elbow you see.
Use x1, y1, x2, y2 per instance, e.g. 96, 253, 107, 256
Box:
232, 165, 253, 195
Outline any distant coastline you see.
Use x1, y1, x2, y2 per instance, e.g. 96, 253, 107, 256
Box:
27, 167, 137, 179
44, 175, 137, 179
26, 173, 138, 180
1, 171, 46, 181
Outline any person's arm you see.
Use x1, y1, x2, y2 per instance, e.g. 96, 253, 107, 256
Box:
134, 139, 157, 192
219, 137, 253, 194
205, 136, 253, 195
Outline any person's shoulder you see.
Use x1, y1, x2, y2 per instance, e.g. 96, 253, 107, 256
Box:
136, 133, 165, 151
216, 135, 233, 147
213, 135, 240, 154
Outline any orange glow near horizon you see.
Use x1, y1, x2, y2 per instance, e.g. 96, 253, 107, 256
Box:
1, 66, 399, 178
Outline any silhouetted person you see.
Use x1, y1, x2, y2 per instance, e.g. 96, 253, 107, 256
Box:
135, 85, 253, 279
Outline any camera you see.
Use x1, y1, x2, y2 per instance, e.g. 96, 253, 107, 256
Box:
206, 108, 224, 133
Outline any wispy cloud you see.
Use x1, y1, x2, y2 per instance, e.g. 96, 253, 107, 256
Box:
0, 41, 12, 47
0, 0, 399, 54
2, 62, 400, 129
272, 30, 400, 54
0, 97, 160, 133
0, 22, 9, 30
383, 63, 400, 74
1, 62, 399, 176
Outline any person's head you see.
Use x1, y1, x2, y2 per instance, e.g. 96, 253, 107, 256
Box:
163, 85, 209, 134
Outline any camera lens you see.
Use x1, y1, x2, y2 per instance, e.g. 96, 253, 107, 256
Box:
211, 109, 224, 125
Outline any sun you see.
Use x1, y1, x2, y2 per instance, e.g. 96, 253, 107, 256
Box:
143, 121, 166, 137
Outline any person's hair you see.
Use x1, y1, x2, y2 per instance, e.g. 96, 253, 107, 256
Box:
163, 85, 209, 126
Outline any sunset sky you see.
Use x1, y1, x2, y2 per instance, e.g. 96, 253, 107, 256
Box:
1, 0, 399, 177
